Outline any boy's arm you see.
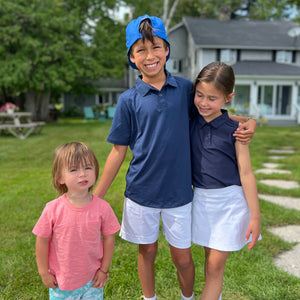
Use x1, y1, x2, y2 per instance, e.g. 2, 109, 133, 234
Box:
94, 144, 128, 199
230, 115, 257, 144
235, 142, 261, 250
92, 234, 115, 288
36, 236, 57, 289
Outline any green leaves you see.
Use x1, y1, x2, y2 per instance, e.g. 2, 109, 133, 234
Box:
123, 0, 300, 29
0, 0, 126, 99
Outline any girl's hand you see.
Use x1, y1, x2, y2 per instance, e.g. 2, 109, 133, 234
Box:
245, 217, 261, 250
92, 269, 108, 288
41, 271, 57, 289
233, 119, 257, 144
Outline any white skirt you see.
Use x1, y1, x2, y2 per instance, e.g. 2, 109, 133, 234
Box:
192, 185, 260, 251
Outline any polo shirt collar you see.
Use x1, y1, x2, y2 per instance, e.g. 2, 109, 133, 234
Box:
196, 109, 229, 129
136, 70, 178, 96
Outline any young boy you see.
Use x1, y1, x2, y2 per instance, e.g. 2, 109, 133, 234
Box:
94, 15, 256, 300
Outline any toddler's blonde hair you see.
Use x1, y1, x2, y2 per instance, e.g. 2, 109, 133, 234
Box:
52, 142, 99, 195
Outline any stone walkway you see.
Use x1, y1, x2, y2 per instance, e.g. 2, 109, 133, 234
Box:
256, 147, 300, 278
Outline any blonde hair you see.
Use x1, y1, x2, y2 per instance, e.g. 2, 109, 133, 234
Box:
52, 142, 99, 195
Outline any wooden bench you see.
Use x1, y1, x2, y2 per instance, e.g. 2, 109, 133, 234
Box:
0, 122, 45, 139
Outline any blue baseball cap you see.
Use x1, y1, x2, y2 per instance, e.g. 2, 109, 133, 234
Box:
126, 15, 170, 70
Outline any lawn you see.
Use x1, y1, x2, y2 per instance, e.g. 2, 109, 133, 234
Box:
0, 120, 300, 300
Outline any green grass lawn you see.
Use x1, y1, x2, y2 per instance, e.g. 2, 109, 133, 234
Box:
0, 120, 300, 299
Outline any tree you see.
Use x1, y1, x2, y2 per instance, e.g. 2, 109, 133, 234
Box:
0, 0, 125, 120
123, 0, 299, 30
236, 0, 298, 20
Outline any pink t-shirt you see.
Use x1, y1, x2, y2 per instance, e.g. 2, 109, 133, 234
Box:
32, 194, 120, 290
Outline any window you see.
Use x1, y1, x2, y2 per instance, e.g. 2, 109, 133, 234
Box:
292, 51, 296, 63
220, 49, 236, 63
233, 85, 250, 114
276, 86, 292, 115
276, 51, 292, 63
167, 59, 182, 73
258, 85, 292, 115
258, 86, 273, 115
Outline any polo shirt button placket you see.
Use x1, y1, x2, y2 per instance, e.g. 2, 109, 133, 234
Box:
203, 125, 212, 147
156, 93, 165, 112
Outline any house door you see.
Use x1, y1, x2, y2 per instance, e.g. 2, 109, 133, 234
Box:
276, 85, 292, 115
258, 85, 292, 116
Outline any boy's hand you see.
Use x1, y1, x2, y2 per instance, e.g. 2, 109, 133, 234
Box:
245, 217, 261, 250
92, 269, 108, 288
233, 119, 257, 144
40, 271, 57, 289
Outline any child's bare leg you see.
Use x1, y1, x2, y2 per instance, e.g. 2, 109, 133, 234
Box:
200, 247, 229, 300
138, 242, 158, 298
170, 245, 195, 298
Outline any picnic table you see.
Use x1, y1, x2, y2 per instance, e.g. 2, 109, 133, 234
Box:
0, 112, 45, 139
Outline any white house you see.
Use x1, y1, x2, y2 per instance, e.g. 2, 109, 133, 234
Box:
166, 17, 300, 125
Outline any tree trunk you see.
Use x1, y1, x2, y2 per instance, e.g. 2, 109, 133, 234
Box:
25, 91, 51, 121
163, 0, 180, 31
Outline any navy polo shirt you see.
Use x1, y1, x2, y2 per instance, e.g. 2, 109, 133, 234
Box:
190, 110, 242, 189
107, 71, 194, 208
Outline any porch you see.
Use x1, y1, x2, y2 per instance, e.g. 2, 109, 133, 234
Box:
231, 61, 300, 126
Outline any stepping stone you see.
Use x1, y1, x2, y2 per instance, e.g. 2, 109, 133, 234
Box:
269, 156, 287, 160
268, 225, 300, 242
263, 163, 282, 169
268, 225, 300, 278
259, 179, 300, 189
255, 169, 291, 174
273, 244, 300, 278
259, 194, 300, 210
268, 149, 295, 154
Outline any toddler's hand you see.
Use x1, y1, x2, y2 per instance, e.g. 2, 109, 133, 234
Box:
92, 269, 108, 288
41, 271, 57, 289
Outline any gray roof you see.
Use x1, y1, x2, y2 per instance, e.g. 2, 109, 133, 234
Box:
181, 17, 300, 49
232, 61, 300, 77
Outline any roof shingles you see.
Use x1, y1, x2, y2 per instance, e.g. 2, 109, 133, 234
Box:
232, 61, 300, 76
183, 18, 300, 49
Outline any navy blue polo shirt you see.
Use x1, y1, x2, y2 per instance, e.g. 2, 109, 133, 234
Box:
190, 110, 242, 189
107, 71, 194, 208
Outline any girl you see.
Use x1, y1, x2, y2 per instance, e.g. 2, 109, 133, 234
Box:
33, 142, 120, 300
190, 62, 261, 300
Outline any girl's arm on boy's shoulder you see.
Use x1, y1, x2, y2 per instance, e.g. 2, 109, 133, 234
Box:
36, 236, 57, 289
92, 234, 115, 289
94, 144, 128, 199
229, 115, 257, 144
235, 142, 261, 250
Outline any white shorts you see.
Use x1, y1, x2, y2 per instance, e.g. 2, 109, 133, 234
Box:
192, 185, 261, 251
120, 198, 192, 249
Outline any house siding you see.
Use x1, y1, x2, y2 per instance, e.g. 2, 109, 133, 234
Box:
199, 49, 217, 74
296, 52, 300, 64
241, 50, 272, 61
167, 26, 189, 78
188, 34, 196, 79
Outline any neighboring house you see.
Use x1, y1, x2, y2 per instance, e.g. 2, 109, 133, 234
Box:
166, 17, 300, 125
62, 75, 128, 113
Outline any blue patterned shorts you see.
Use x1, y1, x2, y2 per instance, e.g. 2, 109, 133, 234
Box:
49, 280, 103, 300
